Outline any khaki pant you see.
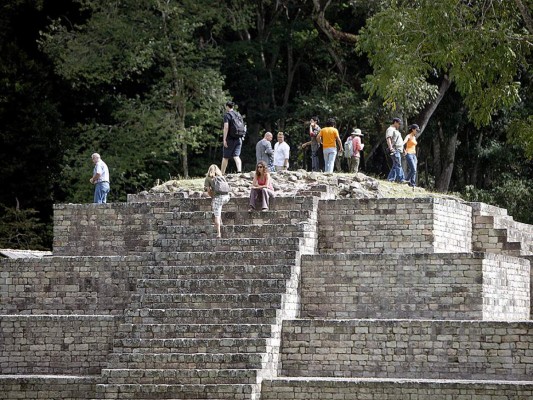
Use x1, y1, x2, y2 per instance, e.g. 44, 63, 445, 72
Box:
347, 156, 360, 173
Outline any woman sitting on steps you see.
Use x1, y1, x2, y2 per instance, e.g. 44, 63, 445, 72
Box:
249, 161, 275, 212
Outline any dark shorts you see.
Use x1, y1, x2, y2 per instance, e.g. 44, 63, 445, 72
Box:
223, 137, 242, 158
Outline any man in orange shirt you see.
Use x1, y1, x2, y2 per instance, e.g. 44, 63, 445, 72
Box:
316, 118, 343, 173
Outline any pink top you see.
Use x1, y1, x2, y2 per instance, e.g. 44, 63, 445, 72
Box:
257, 175, 273, 190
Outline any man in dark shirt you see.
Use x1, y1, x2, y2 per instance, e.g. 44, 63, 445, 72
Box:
221, 101, 243, 174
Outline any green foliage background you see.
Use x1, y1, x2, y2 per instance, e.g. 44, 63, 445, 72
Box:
0, 0, 532, 249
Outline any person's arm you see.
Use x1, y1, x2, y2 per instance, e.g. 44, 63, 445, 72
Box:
223, 122, 229, 147
386, 136, 394, 152
283, 144, 290, 169
264, 142, 273, 156
251, 175, 262, 188
264, 174, 272, 189
353, 136, 362, 153
90, 165, 101, 184
300, 140, 312, 149
316, 132, 323, 146
204, 178, 214, 197
336, 133, 343, 152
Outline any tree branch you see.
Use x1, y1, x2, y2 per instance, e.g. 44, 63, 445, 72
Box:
515, 0, 533, 35
415, 75, 452, 138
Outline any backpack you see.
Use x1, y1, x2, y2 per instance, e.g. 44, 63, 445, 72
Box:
344, 139, 353, 158
213, 176, 230, 195
228, 110, 246, 139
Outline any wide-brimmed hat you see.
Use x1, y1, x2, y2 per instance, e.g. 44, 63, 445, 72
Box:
351, 129, 363, 136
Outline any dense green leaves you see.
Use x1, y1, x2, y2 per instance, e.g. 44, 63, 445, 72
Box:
358, 0, 530, 126
1, 0, 533, 249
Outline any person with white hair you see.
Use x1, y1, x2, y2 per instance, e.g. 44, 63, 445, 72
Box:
89, 153, 110, 203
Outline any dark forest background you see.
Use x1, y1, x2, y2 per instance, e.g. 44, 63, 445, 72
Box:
1, 0, 532, 250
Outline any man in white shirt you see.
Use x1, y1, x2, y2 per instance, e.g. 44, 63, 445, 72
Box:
273, 132, 290, 171
385, 117, 406, 183
90, 153, 110, 203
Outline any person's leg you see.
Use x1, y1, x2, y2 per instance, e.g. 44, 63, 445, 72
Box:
249, 189, 259, 210
388, 151, 402, 182
233, 157, 242, 173
260, 188, 269, 210
212, 196, 223, 238
353, 157, 360, 174
94, 183, 106, 203
406, 154, 417, 186
325, 148, 337, 173
347, 157, 354, 173
311, 142, 319, 172
397, 152, 406, 182
101, 182, 110, 203
221, 158, 229, 175
323, 148, 333, 173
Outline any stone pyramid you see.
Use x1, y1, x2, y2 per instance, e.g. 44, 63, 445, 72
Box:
1, 188, 532, 399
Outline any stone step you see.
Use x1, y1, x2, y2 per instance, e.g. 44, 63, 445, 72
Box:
154, 237, 303, 252
116, 323, 274, 339
154, 250, 299, 266
125, 308, 279, 324
101, 368, 258, 384
106, 352, 266, 370
112, 338, 269, 354
131, 293, 284, 309
139, 264, 293, 280
95, 383, 255, 399
158, 223, 311, 239
136, 278, 290, 294
261, 377, 533, 400
128, 193, 316, 211
161, 209, 314, 226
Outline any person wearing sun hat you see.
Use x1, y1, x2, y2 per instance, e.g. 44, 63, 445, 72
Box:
344, 128, 365, 173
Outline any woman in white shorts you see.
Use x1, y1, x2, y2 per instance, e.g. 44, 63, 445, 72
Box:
204, 164, 230, 238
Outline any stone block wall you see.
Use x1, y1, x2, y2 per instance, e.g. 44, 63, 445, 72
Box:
0, 315, 118, 374
279, 319, 533, 380
0, 256, 148, 314
483, 254, 531, 320
318, 198, 472, 254
299, 253, 530, 320
0, 376, 99, 400
433, 200, 472, 252
53, 202, 167, 256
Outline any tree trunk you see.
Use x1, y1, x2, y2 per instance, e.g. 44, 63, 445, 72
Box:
160, 6, 189, 178
181, 142, 189, 178
416, 75, 451, 138
433, 121, 458, 193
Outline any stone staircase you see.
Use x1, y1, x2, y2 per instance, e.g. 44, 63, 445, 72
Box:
93, 196, 317, 399
1, 192, 532, 399
472, 202, 533, 256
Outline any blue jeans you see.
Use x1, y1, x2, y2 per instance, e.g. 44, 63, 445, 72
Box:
405, 153, 417, 186
94, 181, 110, 203
323, 147, 337, 173
387, 150, 405, 182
